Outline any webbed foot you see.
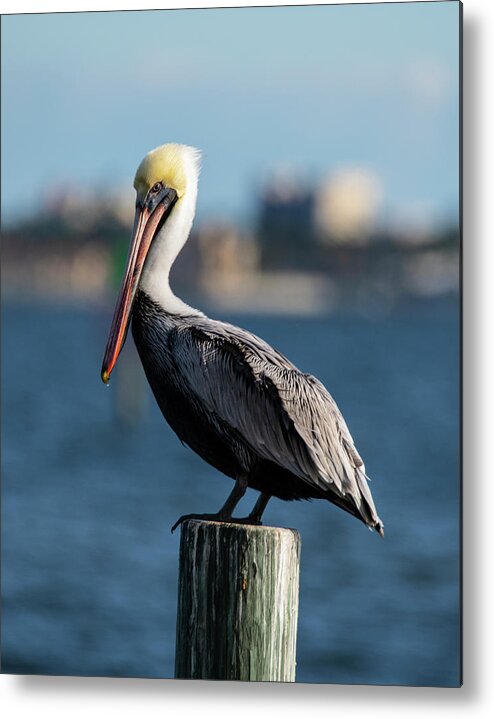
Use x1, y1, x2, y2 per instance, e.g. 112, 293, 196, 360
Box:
171, 512, 227, 533
171, 512, 263, 533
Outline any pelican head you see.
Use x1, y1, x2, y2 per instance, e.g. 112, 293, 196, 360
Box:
101, 143, 201, 384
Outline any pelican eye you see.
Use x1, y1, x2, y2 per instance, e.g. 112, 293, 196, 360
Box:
151, 182, 163, 194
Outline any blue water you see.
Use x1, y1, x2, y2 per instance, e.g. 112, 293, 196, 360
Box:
1, 299, 460, 686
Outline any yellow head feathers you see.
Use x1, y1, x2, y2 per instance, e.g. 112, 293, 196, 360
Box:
134, 143, 201, 206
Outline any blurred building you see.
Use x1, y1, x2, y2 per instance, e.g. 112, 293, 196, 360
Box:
195, 220, 259, 296
1, 184, 132, 301
257, 169, 316, 270
314, 168, 382, 245
255, 165, 458, 304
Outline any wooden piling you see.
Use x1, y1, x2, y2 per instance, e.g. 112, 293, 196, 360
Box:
175, 519, 301, 682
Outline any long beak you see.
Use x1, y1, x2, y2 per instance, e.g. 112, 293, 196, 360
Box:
101, 192, 175, 384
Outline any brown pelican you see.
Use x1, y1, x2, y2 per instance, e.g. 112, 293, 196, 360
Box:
101, 144, 384, 537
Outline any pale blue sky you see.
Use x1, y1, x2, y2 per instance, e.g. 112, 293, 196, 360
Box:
2, 2, 460, 227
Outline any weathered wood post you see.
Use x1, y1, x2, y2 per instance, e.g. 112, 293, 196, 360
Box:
175, 519, 301, 681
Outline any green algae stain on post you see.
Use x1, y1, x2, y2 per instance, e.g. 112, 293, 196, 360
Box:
175, 519, 301, 682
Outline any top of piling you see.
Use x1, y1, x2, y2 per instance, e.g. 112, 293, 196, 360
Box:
180, 518, 300, 537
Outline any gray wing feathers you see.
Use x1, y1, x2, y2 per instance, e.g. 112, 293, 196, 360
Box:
302, 374, 382, 525
171, 326, 318, 485
169, 321, 381, 526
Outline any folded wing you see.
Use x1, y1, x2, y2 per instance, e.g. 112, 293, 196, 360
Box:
168, 320, 383, 533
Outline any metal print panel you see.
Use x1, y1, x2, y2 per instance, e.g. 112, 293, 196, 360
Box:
1, 1, 461, 686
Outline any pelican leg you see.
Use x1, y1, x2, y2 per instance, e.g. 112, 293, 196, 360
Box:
226, 492, 271, 526
248, 492, 271, 523
171, 475, 248, 533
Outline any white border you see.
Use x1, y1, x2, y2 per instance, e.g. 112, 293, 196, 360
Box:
2, 1, 493, 718
0, 0, 458, 13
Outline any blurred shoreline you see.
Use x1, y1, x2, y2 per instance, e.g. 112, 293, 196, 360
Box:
2, 183, 459, 316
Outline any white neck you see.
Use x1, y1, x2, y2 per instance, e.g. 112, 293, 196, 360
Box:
139, 181, 202, 316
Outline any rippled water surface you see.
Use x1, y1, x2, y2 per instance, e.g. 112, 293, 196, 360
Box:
1, 299, 460, 685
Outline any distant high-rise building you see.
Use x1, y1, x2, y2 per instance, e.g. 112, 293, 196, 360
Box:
314, 168, 382, 245
257, 168, 316, 269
